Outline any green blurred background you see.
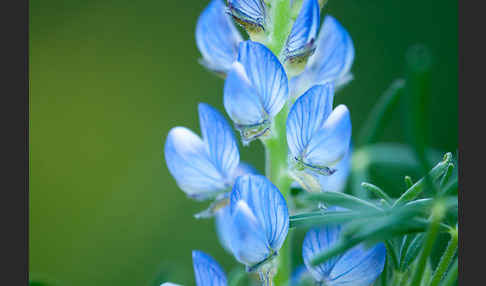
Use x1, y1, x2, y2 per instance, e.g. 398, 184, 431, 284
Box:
30, 0, 457, 285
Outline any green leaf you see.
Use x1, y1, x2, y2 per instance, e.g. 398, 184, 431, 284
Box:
361, 182, 392, 204
399, 233, 425, 271
300, 191, 382, 211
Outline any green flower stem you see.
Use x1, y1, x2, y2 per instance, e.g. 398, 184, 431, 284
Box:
261, 2, 294, 284
440, 258, 458, 286
263, 104, 293, 286
408, 201, 445, 286
429, 227, 458, 286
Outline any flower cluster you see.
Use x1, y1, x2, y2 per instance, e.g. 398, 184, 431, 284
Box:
163, 0, 385, 285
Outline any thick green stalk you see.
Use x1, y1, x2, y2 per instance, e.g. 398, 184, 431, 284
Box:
429, 227, 458, 286
261, 1, 293, 284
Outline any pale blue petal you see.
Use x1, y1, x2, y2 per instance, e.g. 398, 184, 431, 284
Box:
231, 175, 289, 252
237, 41, 289, 118
198, 103, 240, 183
192, 250, 228, 286
293, 15, 355, 95
302, 225, 343, 282
328, 243, 386, 286
215, 205, 233, 252
286, 84, 334, 159
228, 200, 271, 266
196, 0, 242, 73
224, 62, 267, 126
164, 127, 226, 198
305, 105, 352, 168
227, 0, 266, 29
160, 283, 182, 286
318, 143, 351, 192
284, 0, 320, 60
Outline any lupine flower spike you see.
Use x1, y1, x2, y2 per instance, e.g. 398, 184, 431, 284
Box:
220, 175, 289, 283
196, 0, 243, 75
224, 41, 289, 144
302, 225, 386, 286
291, 15, 355, 97
283, 0, 320, 76
227, 0, 267, 41
286, 84, 352, 192
164, 103, 240, 203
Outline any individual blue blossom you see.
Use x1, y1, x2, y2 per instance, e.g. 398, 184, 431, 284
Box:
224, 41, 289, 144
227, 0, 267, 38
196, 0, 243, 74
317, 143, 352, 192
164, 103, 239, 200
224, 175, 289, 270
290, 15, 355, 97
193, 250, 228, 286
286, 84, 352, 192
283, 0, 320, 76
302, 225, 386, 286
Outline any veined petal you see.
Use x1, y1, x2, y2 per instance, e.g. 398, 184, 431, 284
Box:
283, 0, 320, 62
302, 225, 343, 282
224, 61, 268, 127
304, 104, 352, 170
293, 15, 355, 96
287, 84, 334, 159
228, 200, 271, 266
196, 0, 242, 73
227, 0, 266, 33
237, 41, 289, 118
198, 103, 239, 182
164, 127, 227, 198
328, 243, 386, 286
192, 250, 228, 286
231, 175, 289, 252
317, 143, 351, 192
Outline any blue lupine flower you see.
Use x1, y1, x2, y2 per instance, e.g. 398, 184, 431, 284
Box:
224, 174, 289, 268
283, 0, 320, 71
287, 84, 352, 182
164, 103, 239, 200
160, 283, 181, 286
196, 0, 242, 74
291, 15, 355, 97
224, 41, 289, 144
318, 142, 351, 192
302, 225, 386, 286
227, 0, 267, 36
193, 250, 228, 286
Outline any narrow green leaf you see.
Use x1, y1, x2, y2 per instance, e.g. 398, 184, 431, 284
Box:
430, 227, 458, 286
361, 182, 392, 204
405, 176, 414, 189
301, 191, 382, 211
439, 258, 458, 286
399, 234, 425, 271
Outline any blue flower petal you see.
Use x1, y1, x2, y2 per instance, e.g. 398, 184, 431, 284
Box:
284, 0, 320, 61
224, 62, 268, 126
164, 104, 240, 199
317, 143, 351, 192
227, 0, 266, 31
224, 41, 289, 143
328, 243, 386, 286
160, 283, 182, 286
192, 250, 228, 286
302, 225, 343, 282
238, 41, 289, 118
215, 205, 233, 252
287, 84, 335, 160
305, 104, 352, 169
292, 15, 354, 96
198, 103, 240, 182
196, 0, 242, 73
231, 175, 289, 252
165, 127, 226, 198
234, 162, 260, 178
228, 200, 271, 266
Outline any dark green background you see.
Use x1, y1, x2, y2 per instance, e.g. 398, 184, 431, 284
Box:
30, 0, 457, 285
